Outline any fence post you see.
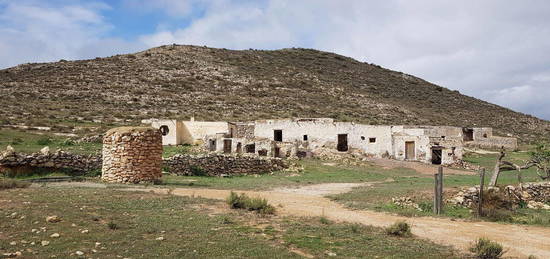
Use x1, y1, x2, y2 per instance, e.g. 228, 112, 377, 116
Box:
433, 172, 439, 214
433, 167, 444, 215
438, 166, 443, 214
478, 168, 485, 217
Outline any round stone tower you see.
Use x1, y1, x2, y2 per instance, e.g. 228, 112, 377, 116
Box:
101, 127, 163, 183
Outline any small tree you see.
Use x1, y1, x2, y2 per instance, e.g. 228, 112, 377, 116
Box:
489, 143, 550, 186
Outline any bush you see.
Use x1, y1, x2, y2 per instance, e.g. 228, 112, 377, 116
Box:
385, 221, 412, 237
107, 221, 119, 230
10, 137, 23, 145
0, 178, 31, 190
469, 238, 505, 259
36, 137, 52, 146
226, 192, 275, 214
190, 165, 207, 176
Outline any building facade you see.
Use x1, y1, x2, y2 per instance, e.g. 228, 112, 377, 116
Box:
148, 117, 517, 165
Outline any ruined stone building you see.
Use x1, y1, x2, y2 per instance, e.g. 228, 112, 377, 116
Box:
149, 118, 517, 165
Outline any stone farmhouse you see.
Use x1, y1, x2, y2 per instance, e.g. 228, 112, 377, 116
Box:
147, 118, 517, 166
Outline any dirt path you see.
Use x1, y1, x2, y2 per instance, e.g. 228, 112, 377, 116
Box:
367, 157, 475, 175
138, 184, 549, 258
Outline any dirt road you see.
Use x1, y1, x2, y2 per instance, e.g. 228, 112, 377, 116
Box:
142, 183, 549, 258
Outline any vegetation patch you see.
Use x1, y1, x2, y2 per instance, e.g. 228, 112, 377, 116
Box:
469, 238, 505, 259
226, 191, 275, 214
385, 221, 412, 237
0, 178, 30, 190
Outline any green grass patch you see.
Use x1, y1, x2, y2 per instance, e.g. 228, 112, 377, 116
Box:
161, 159, 417, 190
0, 129, 101, 155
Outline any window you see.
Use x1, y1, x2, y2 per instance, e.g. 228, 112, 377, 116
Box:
303, 135, 308, 141
369, 138, 376, 143
483, 133, 488, 138
159, 125, 169, 136
441, 136, 446, 139
361, 136, 365, 140
245, 144, 256, 153
274, 130, 283, 142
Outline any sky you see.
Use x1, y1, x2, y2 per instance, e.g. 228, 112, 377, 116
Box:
1, 0, 549, 120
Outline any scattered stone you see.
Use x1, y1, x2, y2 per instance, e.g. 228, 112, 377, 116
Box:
81, 229, 89, 234
75, 251, 84, 256
46, 216, 61, 223
50, 233, 60, 238
392, 196, 423, 211
10, 241, 17, 246
155, 236, 164, 241
41, 241, 49, 246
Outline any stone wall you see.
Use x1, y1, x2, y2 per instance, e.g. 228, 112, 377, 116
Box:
101, 127, 163, 183
164, 154, 288, 176
0, 146, 101, 176
448, 182, 550, 209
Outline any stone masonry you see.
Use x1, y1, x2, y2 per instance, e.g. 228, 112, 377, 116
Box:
164, 154, 288, 176
0, 146, 101, 176
101, 127, 163, 183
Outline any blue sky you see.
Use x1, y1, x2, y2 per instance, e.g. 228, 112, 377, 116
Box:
1, 0, 550, 120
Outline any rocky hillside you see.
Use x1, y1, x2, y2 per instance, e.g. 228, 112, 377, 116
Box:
1, 45, 548, 143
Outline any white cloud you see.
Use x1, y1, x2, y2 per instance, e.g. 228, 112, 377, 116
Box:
0, 0, 145, 68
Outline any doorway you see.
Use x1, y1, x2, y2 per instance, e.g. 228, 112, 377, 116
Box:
236, 143, 242, 154
208, 139, 216, 151
274, 147, 281, 158
223, 139, 232, 153
405, 141, 415, 160
274, 130, 283, 142
337, 134, 348, 152
431, 147, 442, 165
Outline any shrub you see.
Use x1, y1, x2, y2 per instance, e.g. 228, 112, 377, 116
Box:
0, 178, 31, 190
385, 221, 412, 237
190, 165, 207, 176
469, 238, 505, 259
107, 221, 119, 230
10, 137, 23, 145
319, 217, 331, 225
226, 192, 275, 214
36, 137, 52, 146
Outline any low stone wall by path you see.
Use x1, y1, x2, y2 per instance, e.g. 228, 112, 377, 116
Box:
164, 154, 289, 176
0, 147, 101, 176
101, 127, 163, 184
448, 182, 550, 209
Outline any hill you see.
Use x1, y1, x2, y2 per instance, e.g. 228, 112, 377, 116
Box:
0, 45, 548, 143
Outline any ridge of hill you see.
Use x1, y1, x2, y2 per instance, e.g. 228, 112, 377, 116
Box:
1, 45, 548, 143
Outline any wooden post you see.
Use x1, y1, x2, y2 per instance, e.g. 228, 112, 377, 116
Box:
433, 167, 443, 215
438, 166, 444, 214
478, 168, 485, 217
433, 172, 439, 214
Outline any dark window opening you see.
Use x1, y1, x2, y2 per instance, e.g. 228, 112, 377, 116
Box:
463, 128, 474, 141
337, 134, 348, 152
236, 143, 242, 154
369, 138, 376, 143
483, 133, 488, 138
441, 136, 446, 139
258, 149, 268, 156
159, 125, 169, 136
361, 136, 365, 140
303, 135, 308, 141
274, 147, 280, 158
274, 130, 283, 142
245, 144, 256, 153
431, 148, 442, 165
